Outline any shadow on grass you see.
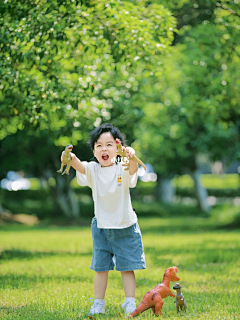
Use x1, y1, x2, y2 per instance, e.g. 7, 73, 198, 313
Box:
144, 243, 239, 272
0, 249, 92, 261
0, 273, 89, 290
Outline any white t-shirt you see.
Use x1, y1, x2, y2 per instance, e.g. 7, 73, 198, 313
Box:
76, 161, 138, 229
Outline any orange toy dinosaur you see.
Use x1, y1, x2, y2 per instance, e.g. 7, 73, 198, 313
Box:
115, 138, 146, 171
128, 266, 180, 317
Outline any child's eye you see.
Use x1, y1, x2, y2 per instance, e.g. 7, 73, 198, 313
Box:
107, 144, 112, 146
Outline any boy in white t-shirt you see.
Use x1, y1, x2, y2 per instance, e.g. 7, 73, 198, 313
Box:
63, 123, 146, 316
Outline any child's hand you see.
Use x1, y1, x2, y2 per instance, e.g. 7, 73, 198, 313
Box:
61, 152, 75, 163
61, 151, 64, 162
125, 146, 136, 158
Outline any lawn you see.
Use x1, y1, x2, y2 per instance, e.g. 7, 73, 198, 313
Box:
0, 217, 240, 320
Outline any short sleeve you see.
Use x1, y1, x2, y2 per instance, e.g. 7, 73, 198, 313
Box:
129, 171, 138, 188
76, 161, 96, 189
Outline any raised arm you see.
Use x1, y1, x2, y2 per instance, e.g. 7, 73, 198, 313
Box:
116, 138, 146, 174
71, 153, 86, 175
124, 146, 138, 176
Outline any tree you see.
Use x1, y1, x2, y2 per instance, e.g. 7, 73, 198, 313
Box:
0, 0, 175, 217
133, 1, 240, 212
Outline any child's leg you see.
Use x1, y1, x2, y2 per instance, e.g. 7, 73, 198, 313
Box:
94, 271, 109, 299
121, 270, 136, 297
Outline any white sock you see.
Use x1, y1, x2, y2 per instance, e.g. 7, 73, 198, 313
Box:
125, 297, 135, 303
95, 299, 105, 305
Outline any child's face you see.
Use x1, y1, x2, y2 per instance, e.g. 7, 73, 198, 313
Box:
93, 132, 118, 167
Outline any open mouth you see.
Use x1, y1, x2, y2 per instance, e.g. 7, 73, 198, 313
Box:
102, 155, 109, 161
174, 271, 180, 280
173, 268, 180, 280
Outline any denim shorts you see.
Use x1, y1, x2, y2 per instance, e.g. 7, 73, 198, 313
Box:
90, 217, 146, 272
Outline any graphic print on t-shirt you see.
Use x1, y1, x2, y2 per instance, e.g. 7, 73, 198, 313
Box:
117, 175, 122, 184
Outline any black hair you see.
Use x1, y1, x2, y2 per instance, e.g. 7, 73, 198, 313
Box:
88, 123, 126, 163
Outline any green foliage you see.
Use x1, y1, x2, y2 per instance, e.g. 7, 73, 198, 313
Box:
1, 0, 240, 217
0, 0, 176, 217
177, 2, 240, 161
0, 0, 175, 144
133, 1, 240, 177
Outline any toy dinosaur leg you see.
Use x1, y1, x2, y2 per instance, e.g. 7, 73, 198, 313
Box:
151, 306, 155, 314
63, 162, 71, 175
57, 162, 64, 173
177, 306, 179, 313
154, 299, 164, 316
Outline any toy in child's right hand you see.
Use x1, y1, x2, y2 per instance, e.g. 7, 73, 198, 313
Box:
57, 144, 73, 175
115, 138, 146, 171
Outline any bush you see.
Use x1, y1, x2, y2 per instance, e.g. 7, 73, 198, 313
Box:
0, 188, 94, 219
175, 187, 240, 198
0, 189, 57, 219
211, 205, 240, 229
1, 183, 239, 221
132, 200, 204, 217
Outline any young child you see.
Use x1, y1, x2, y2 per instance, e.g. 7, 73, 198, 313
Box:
64, 123, 146, 316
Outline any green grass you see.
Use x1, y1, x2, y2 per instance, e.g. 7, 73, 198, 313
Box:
0, 218, 240, 320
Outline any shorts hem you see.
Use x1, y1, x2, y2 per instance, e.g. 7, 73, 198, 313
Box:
116, 264, 146, 272
90, 265, 115, 272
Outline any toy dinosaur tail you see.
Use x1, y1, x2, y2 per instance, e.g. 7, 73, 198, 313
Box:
130, 155, 146, 171
127, 303, 149, 318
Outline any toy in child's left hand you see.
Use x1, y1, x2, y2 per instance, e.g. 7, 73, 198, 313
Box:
115, 138, 146, 171
127, 266, 180, 317
57, 144, 73, 175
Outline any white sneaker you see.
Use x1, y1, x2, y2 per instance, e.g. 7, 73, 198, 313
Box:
88, 298, 105, 315
121, 300, 136, 315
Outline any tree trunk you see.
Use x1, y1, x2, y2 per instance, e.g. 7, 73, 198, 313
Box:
191, 169, 210, 213
156, 177, 175, 203
54, 174, 80, 218
42, 168, 80, 218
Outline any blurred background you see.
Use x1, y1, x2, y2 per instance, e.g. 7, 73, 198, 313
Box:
1, 0, 240, 228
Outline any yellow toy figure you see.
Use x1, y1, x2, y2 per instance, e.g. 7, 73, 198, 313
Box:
115, 138, 146, 171
57, 144, 73, 175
